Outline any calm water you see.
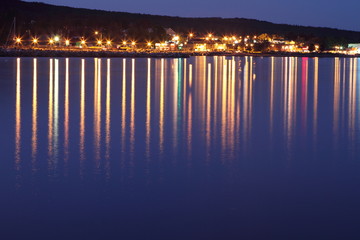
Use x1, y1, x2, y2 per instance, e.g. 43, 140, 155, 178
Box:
1, 56, 360, 239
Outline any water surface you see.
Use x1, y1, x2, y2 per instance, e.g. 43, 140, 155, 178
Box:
1, 56, 360, 239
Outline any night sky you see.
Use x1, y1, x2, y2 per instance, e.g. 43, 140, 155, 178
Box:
24, 0, 360, 31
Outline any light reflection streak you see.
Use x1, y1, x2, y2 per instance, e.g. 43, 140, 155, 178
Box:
313, 58, 318, 141
48, 59, 54, 172
229, 58, 236, 158
187, 63, 193, 160
333, 58, 340, 146
206, 63, 212, 161
242, 57, 249, 151
64, 58, 69, 173
159, 58, 165, 154
349, 58, 357, 142
270, 57, 274, 135
146, 58, 151, 159
173, 59, 179, 151
130, 59, 135, 159
15, 58, 21, 173
214, 57, 218, 134
121, 59, 126, 154
105, 59, 111, 178
221, 59, 228, 157
32, 58, 37, 172
53, 59, 59, 173
301, 58, 308, 133
80, 59, 85, 173
94, 58, 101, 168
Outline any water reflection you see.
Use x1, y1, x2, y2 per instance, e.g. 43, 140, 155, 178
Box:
15, 58, 21, 173
64, 58, 69, 173
48, 59, 54, 173
11, 56, 360, 178
105, 59, 111, 162
32, 58, 37, 172
94, 58, 101, 170
80, 59, 86, 175
313, 58, 318, 141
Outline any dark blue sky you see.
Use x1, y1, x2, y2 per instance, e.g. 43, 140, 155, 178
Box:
25, 0, 360, 31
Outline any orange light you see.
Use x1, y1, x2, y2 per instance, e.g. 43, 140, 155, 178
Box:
65, 39, 70, 46
32, 38, 38, 44
123, 41, 127, 45
49, 38, 54, 44
15, 38, 21, 43
131, 41, 136, 46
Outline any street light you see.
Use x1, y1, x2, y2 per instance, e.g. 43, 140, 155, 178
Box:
32, 38, 38, 45
49, 38, 54, 45
54, 36, 60, 42
65, 39, 70, 46
15, 37, 22, 44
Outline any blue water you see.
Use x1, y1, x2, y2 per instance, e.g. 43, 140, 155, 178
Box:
1, 56, 360, 239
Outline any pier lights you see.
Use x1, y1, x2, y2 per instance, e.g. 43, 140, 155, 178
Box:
48, 38, 54, 45
95, 31, 99, 35
106, 40, 112, 46
15, 37, 22, 44
131, 41, 136, 46
173, 35, 179, 41
97, 40, 102, 46
54, 36, 60, 42
122, 41, 127, 46
189, 33, 194, 38
147, 42, 152, 47
65, 39, 70, 46
80, 39, 86, 46
32, 38, 39, 45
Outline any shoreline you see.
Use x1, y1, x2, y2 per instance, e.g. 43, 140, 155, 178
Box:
0, 48, 359, 58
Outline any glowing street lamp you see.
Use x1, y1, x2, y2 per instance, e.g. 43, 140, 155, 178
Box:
131, 41, 136, 46
106, 40, 112, 46
95, 31, 99, 35
97, 40, 102, 46
32, 38, 38, 45
48, 38, 54, 45
122, 41, 127, 45
65, 39, 70, 46
15, 37, 22, 44
189, 33, 194, 38
54, 36, 60, 42
81, 39, 86, 45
